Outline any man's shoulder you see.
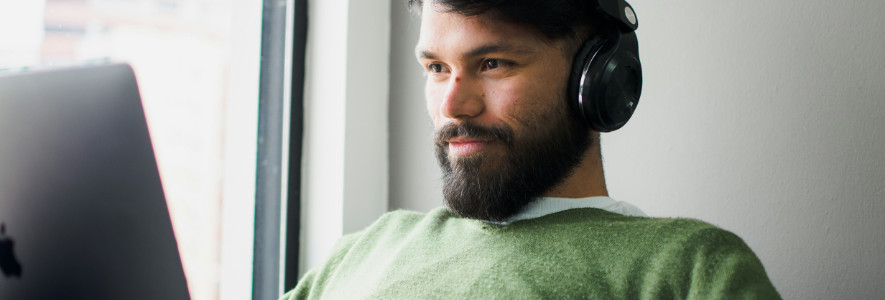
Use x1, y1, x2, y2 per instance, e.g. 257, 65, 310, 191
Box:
526, 208, 749, 252
529, 208, 723, 233
358, 207, 750, 256
370, 207, 736, 241
342, 207, 456, 244
370, 207, 455, 230
622, 214, 748, 250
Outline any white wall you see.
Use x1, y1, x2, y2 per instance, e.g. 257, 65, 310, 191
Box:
387, 1, 885, 299
300, 0, 390, 275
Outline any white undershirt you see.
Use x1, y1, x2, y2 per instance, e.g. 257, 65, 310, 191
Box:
493, 196, 647, 225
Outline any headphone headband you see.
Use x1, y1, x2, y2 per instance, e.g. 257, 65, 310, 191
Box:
594, 0, 639, 31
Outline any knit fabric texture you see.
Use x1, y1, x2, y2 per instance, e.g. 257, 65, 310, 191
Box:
281, 207, 780, 299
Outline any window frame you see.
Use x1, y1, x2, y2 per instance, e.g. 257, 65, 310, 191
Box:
251, 0, 307, 298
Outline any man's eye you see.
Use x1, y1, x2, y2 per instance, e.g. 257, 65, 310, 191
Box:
427, 63, 443, 73
483, 59, 501, 70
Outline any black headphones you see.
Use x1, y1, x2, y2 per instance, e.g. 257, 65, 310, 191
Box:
567, 0, 642, 132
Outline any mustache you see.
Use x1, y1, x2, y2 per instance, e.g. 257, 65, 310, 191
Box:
433, 121, 514, 147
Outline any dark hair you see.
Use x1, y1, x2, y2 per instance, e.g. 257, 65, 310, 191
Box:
407, 0, 610, 40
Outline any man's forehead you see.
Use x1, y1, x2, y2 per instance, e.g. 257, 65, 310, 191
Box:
414, 4, 551, 58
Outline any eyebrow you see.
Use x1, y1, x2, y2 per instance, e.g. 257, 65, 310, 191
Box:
416, 43, 536, 60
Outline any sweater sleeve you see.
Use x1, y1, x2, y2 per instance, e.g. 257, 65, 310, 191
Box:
683, 227, 781, 300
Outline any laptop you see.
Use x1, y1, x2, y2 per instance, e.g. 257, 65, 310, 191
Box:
0, 64, 190, 299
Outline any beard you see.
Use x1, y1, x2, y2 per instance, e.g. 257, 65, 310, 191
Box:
433, 102, 592, 222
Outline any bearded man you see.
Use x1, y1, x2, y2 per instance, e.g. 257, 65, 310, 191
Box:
282, 0, 780, 298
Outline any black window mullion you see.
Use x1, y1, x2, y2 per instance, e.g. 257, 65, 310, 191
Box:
284, 0, 308, 293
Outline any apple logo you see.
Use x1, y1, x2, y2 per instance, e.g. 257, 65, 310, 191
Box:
0, 223, 23, 278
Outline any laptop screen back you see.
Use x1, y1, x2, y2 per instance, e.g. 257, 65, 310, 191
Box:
0, 64, 190, 299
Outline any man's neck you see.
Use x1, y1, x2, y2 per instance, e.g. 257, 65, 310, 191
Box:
542, 139, 608, 198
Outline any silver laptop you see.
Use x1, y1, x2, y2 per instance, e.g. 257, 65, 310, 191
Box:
0, 64, 190, 299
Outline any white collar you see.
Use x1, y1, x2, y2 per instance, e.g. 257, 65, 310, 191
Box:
492, 196, 647, 225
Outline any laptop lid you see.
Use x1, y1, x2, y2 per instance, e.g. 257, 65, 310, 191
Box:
0, 64, 190, 299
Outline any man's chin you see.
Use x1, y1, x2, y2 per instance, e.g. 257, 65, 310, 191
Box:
448, 157, 500, 179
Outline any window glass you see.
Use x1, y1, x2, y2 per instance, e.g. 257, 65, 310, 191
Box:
0, 0, 256, 299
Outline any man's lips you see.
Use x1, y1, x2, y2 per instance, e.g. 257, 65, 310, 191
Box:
447, 137, 490, 156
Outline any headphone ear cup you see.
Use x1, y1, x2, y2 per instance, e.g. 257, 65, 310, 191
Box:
567, 38, 604, 126
569, 32, 642, 132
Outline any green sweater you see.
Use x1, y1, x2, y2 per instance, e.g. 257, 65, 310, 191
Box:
282, 207, 780, 299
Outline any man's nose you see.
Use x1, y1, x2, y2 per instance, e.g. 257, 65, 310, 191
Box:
439, 75, 484, 120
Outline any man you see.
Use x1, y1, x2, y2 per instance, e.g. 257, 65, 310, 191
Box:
282, 0, 780, 298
